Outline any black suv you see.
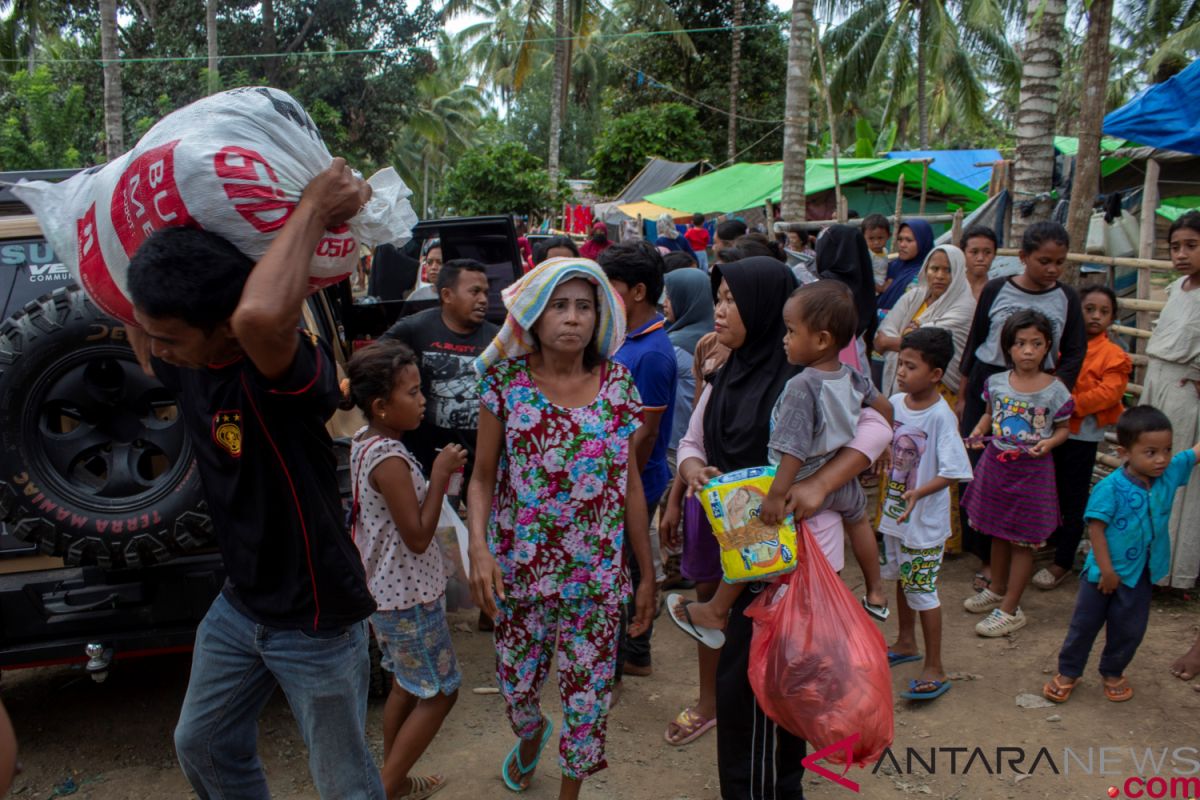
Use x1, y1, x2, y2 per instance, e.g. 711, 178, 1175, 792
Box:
0, 170, 521, 680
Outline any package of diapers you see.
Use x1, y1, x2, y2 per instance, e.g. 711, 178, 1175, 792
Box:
699, 466, 799, 583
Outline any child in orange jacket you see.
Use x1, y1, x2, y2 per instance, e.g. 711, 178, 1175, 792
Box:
1035, 284, 1131, 590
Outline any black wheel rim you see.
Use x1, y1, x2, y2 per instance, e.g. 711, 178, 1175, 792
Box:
24, 345, 193, 513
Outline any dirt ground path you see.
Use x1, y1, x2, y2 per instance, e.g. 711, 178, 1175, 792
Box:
5, 553, 1200, 800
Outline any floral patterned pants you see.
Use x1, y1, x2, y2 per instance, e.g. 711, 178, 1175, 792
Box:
495, 595, 620, 780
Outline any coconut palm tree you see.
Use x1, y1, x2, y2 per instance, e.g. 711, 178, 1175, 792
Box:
99, 0, 123, 158
1010, 0, 1067, 240
780, 0, 813, 221
819, 0, 1021, 149
1114, 0, 1200, 79
206, 0, 219, 94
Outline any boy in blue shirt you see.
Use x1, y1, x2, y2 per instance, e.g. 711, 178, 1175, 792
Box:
1044, 406, 1200, 704
601, 240, 677, 680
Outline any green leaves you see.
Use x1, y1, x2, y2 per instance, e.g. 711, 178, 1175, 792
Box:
588, 102, 706, 196
436, 140, 567, 215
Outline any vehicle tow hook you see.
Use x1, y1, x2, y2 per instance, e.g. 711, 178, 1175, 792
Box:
85, 642, 113, 683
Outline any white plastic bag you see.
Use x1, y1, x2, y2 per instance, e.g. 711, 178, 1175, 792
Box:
435, 498, 476, 611
12, 87, 416, 324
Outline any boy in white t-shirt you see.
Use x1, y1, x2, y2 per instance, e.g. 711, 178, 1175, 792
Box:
878, 327, 973, 702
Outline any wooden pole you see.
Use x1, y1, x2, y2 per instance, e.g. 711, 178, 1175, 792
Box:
1135, 158, 1161, 388
893, 174, 905, 227
951, 208, 964, 244
919, 161, 929, 216
994, 248, 1172, 271
775, 212, 959, 233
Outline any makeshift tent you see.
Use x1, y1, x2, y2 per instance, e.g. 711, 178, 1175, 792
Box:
1054, 135, 1130, 177
615, 200, 690, 220
886, 150, 1001, 190
1104, 58, 1200, 155
1158, 195, 1200, 221
642, 159, 986, 218
594, 157, 701, 225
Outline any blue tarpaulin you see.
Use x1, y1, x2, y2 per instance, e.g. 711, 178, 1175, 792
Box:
1104, 58, 1200, 155
886, 149, 1003, 190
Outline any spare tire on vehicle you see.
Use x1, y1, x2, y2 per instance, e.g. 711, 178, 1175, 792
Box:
0, 285, 212, 568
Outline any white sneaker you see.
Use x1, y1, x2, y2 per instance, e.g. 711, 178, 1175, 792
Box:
963, 587, 1003, 613
975, 607, 1027, 637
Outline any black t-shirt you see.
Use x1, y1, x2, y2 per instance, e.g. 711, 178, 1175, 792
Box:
153, 331, 376, 630
380, 308, 498, 474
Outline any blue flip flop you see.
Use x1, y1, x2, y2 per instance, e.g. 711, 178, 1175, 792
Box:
888, 651, 923, 667
900, 678, 952, 700
501, 717, 554, 792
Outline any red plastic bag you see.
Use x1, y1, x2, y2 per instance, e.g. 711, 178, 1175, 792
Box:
746, 521, 893, 765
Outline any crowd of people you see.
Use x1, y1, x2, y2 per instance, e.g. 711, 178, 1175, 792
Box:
6, 160, 1188, 800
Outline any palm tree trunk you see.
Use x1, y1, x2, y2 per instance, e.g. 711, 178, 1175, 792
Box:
780, 0, 813, 221
262, 0, 277, 84
1011, 0, 1067, 242
100, 0, 124, 160
727, 0, 744, 162
547, 0, 567, 182
917, 4, 928, 149
206, 0, 220, 94
1064, 0, 1113, 283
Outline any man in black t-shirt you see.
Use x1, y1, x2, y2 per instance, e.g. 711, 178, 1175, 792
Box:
126, 161, 385, 799
380, 259, 498, 479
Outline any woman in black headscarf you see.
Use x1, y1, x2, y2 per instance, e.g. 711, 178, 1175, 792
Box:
816, 224, 879, 354
666, 256, 892, 796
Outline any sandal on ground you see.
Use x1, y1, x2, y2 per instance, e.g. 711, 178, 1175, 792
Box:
664, 707, 716, 746
971, 571, 992, 593
1042, 674, 1078, 704
397, 775, 447, 800
888, 651, 923, 667
1104, 677, 1134, 703
974, 607, 1026, 637
900, 678, 951, 701
666, 594, 725, 649
501, 718, 553, 792
963, 587, 1004, 614
862, 596, 890, 622
1032, 568, 1071, 590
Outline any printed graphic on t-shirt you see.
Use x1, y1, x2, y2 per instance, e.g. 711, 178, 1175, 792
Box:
211, 410, 243, 457
422, 350, 480, 430
880, 425, 927, 523
990, 395, 1051, 443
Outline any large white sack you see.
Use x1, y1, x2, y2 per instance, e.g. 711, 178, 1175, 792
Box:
12, 86, 416, 324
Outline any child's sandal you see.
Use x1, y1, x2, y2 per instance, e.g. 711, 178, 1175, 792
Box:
1103, 677, 1133, 702
1042, 674, 1077, 703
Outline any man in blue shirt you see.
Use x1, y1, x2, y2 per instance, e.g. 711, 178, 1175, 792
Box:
1044, 406, 1200, 705
601, 241, 677, 679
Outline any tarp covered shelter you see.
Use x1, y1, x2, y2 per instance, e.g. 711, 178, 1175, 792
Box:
1054, 135, 1130, 177
1104, 58, 1200, 156
886, 149, 1002, 190
1158, 195, 1200, 221
641, 158, 987, 218
594, 157, 700, 225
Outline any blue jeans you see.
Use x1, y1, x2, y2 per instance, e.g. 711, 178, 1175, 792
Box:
174, 592, 384, 799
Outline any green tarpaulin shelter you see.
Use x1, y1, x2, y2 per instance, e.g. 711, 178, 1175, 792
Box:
1054, 136, 1130, 177
642, 159, 987, 216
1158, 196, 1200, 221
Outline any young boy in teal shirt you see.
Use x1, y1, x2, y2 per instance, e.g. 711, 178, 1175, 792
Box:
1044, 405, 1200, 704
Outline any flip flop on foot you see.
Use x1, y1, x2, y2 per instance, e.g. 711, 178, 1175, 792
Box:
971, 571, 992, 593
1032, 567, 1071, 590
1103, 677, 1133, 703
664, 707, 716, 746
397, 775, 447, 800
862, 596, 890, 622
666, 594, 725, 649
888, 651, 923, 667
900, 678, 951, 701
1042, 674, 1078, 704
501, 718, 553, 792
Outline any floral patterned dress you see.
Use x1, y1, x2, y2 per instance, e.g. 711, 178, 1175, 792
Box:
479, 356, 642, 779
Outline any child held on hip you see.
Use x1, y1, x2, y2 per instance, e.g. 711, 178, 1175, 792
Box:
675, 281, 894, 635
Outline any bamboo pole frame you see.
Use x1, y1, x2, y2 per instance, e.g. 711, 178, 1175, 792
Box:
994, 249, 1173, 271
774, 212, 959, 233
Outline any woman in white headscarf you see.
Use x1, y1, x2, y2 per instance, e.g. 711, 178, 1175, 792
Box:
654, 213, 698, 264
874, 244, 976, 400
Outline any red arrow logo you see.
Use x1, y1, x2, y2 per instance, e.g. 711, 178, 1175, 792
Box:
801, 733, 862, 792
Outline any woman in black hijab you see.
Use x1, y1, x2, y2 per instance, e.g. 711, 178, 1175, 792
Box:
816, 224, 878, 345
670, 256, 888, 798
